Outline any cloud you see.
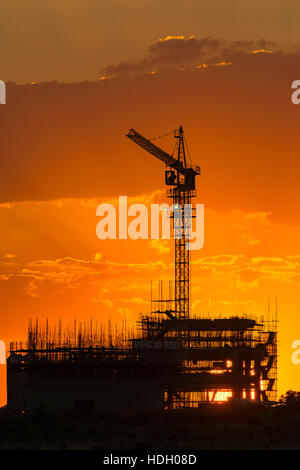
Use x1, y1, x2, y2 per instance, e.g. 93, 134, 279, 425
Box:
192, 297, 257, 313
0, 256, 109, 296
241, 232, 261, 246
149, 239, 170, 254
106, 259, 169, 272
191, 253, 300, 292
193, 254, 241, 267
1, 46, 300, 224
4, 253, 16, 259
0, 253, 171, 298
97, 296, 148, 306
244, 212, 272, 223
251, 257, 298, 271
103, 36, 276, 77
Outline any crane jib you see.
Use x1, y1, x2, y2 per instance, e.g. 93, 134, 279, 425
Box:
126, 128, 175, 166
126, 128, 199, 177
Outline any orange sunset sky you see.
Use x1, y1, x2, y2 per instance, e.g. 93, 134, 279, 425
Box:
1, 1, 300, 405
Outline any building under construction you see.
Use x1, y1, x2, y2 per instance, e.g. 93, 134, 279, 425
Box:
6, 127, 278, 413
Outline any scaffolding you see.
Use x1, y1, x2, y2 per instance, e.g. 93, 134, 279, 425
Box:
135, 313, 277, 408
8, 307, 277, 412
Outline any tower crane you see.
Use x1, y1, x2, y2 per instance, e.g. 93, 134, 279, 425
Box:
126, 126, 200, 319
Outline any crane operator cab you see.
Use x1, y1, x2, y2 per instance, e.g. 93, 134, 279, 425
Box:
165, 169, 176, 186
165, 167, 197, 190
126, 126, 200, 192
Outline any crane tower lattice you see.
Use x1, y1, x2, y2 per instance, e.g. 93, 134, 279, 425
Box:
126, 126, 200, 319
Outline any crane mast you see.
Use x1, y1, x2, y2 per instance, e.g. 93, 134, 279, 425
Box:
126, 126, 200, 320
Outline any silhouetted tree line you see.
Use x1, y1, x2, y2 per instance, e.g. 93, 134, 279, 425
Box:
279, 390, 300, 406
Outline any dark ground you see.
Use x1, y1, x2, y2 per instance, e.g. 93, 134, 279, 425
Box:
0, 403, 300, 450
